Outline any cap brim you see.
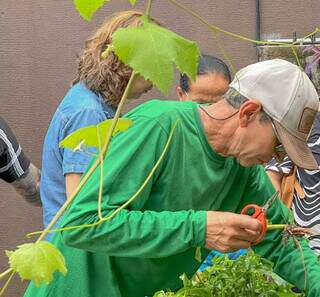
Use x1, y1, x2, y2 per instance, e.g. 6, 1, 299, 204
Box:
273, 121, 319, 170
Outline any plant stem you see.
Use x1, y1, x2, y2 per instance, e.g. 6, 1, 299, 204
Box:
210, 31, 236, 76
101, 45, 114, 59
0, 271, 15, 296
166, 0, 314, 66
167, 0, 265, 45
267, 224, 287, 230
34, 71, 138, 241
0, 268, 12, 280
97, 71, 138, 219
30, 119, 179, 236
97, 128, 104, 220
145, 0, 152, 18
195, 271, 204, 284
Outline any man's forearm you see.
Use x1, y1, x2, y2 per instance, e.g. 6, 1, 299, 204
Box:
61, 208, 206, 257
11, 163, 41, 206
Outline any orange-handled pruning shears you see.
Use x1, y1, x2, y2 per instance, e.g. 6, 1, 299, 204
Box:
240, 192, 279, 245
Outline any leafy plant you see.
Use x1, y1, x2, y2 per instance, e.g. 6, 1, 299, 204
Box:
0, 0, 319, 295
154, 252, 305, 297
73, 0, 108, 21
6, 241, 67, 287
59, 118, 133, 151
112, 16, 200, 95
128, 0, 138, 5
73, 0, 139, 21
303, 46, 320, 76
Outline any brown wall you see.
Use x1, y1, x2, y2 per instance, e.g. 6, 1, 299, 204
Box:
0, 0, 319, 295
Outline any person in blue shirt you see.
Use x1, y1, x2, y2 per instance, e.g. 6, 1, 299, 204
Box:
40, 11, 154, 233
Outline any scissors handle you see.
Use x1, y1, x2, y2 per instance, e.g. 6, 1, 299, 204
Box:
240, 204, 267, 245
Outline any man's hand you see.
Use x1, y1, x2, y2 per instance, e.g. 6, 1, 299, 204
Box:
206, 211, 262, 253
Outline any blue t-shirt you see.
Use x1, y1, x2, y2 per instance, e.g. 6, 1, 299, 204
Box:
199, 249, 247, 272
40, 83, 116, 230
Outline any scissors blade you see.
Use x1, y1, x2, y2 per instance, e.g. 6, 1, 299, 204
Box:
262, 191, 279, 212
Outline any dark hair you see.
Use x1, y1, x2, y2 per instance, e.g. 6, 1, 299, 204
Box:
224, 87, 271, 122
179, 54, 232, 92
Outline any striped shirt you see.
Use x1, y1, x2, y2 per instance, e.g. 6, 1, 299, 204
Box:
0, 116, 30, 183
266, 113, 320, 254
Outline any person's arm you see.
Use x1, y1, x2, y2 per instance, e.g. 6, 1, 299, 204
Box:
59, 117, 211, 258
0, 116, 41, 205
11, 163, 41, 206
65, 173, 82, 199
60, 112, 264, 259
61, 108, 114, 197
242, 165, 320, 296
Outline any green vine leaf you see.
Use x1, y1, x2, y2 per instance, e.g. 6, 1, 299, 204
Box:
6, 241, 67, 287
59, 118, 133, 151
112, 16, 200, 95
128, 0, 138, 5
73, 0, 109, 21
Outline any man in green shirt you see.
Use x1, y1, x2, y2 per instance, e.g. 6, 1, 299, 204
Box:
25, 59, 320, 297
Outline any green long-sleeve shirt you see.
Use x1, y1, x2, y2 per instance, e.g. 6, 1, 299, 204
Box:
24, 100, 320, 297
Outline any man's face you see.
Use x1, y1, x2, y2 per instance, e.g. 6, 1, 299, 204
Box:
177, 72, 229, 104
232, 113, 281, 167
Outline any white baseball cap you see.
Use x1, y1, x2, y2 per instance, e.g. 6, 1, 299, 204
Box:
230, 59, 319, 170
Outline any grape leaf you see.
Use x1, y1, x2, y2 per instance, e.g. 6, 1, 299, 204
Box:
6, 241, 67, 287
112, 16, 200, 95
128, 0, 137, 5
73, 0, 109, 21
59, 118, 133, 150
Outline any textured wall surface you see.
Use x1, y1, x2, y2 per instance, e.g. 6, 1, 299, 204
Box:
0, 1, 319, 295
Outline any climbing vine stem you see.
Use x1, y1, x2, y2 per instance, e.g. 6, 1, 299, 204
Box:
34, 71, 138, 241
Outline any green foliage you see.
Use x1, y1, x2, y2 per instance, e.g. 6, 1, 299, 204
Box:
153, 252, 304, 297
59, 118, 133, 151
6, 241, 67, 287
73, 0, 138, 21
73, 0, 109, 21
112, 16, 200, 95
128, 0, 138, 5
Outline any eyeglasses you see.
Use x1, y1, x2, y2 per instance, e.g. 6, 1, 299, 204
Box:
271, 121, 286, 162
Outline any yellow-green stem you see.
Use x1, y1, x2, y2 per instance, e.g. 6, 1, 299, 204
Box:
101, 45, 114, 59
0, 268, 12, 280
28, 119, 179, 236
145, 0, 152, 18
267, 224, 287, 230
211, 30, 237, 76
96, 71, 137, 219
97, 127, 104, 220
0, 271, 15, 296
167, 0, 314, 65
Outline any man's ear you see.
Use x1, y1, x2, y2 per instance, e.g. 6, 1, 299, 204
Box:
176, 86, 187, 101
238, 100, 262, 127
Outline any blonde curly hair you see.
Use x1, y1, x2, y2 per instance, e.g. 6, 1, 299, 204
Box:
72, 11, 145, 107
